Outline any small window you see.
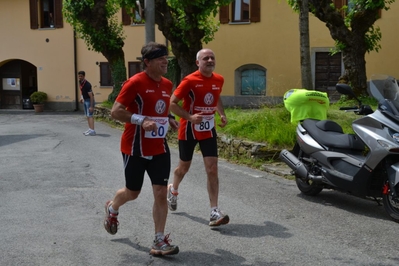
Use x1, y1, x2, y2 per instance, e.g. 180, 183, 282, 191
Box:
122, 3, 145, 25
333, 0, 381, 18
235, 65, 266, 96
220, 0, 260, 24
30, 0, 63, 29
128, 62, 142, 77
99, 62, 113, 87
232, 0, 250, 22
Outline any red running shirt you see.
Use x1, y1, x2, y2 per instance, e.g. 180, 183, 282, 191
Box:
173, 70, 224, 141
116, 72, 173, 156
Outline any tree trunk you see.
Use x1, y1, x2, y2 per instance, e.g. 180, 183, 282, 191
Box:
308, 0, 382, 96
154, 0, 204, 81
299, 0, 313, 90
74, 0, 127, 102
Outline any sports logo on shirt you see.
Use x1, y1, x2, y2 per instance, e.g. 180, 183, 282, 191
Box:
204, 93, 214, 105
155, 100, 167, 114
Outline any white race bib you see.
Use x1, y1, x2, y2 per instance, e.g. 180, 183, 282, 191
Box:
144, 117, 169, 138
194, 114, 215, 132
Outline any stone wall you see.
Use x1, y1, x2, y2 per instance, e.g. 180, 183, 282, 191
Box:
94, 105, 281, 161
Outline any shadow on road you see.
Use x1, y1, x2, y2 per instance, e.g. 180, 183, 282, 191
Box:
0, 134, 45, 147
296, 190, 390, 222
172, 212, 292, 239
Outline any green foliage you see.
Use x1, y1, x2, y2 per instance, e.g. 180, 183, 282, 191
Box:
108, 59, 127, 102
30, 91, 48, 104
63, 0, 125, 52
287, 0, 395, 55
164, 57, 181, 87
165, 0, 234, 45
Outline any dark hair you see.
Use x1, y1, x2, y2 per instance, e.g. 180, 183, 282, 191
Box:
141, 42, 168, 69
78, 71, 86, 76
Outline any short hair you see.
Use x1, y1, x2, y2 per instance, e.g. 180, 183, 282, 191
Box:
78, 71, 85, 76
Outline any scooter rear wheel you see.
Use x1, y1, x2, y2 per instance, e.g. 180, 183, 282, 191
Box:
295, 177, 323, 196
382, 181, 399, 223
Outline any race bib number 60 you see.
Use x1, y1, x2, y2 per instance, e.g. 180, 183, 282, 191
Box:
144, 117, 169, 138
194, 114, 215, 132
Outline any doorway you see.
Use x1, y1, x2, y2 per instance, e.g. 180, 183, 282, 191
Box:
0, 60, 37, 109
314, 52, 343, 100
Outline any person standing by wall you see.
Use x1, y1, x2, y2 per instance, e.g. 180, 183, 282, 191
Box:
103, 42, 179, 256
167, 48, 229, 227
78, 71, 96, 136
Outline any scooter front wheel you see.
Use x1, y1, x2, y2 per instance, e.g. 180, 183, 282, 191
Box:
382, 181, 399, 223
295, 177, 323, 196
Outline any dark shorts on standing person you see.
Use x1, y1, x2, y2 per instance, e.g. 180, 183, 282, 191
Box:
83, 99, 94, 117
178, 133, 218, 162
122, 150, 171, 191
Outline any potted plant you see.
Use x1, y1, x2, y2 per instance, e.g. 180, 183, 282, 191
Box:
30, 91, 47, 113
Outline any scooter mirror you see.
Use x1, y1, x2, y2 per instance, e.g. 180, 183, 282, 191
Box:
336, 83, 354, 96
336, 83, 361, 106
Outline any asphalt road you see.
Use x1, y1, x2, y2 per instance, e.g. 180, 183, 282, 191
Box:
0, 111, 398, 266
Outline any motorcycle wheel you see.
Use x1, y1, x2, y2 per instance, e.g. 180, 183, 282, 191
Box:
295, 177, 323, 196
382, 181, 399, 223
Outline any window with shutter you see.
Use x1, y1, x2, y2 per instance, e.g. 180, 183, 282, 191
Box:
334, 1, 381, 18
29, 0, 39, 29
128, 62, 142, 77
121, 3, 144, 26
122, 8, 131, 25
219, 0, 260, 24
219, 5, 230, 24
29, 0, 63, 29
100, 63, 113, 87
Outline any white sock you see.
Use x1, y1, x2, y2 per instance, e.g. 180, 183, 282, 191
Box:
211, 207, 218, 212
109, 205, 118, 215
155, 232, 164, 241
171, 186, 178, 194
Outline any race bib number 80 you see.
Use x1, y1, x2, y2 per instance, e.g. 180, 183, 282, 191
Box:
144, 117, 169, 138
194, 114, 215, 132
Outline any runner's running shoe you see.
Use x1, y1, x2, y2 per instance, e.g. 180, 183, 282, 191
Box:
84, 129, 96, 136
209, 208, 230, 226
167, 184, 178, 211
150, 234, 179, 256
104, 200, 119, 235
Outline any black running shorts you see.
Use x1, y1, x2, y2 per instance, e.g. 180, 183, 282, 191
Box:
122, 151, 171, 191
178, 134, 218, 162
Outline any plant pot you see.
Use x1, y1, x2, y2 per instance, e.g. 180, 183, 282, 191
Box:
33, 104, 44, 113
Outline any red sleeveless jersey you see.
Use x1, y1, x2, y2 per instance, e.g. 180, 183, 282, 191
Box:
116, 72, 173, 156
173, 70, 224, 140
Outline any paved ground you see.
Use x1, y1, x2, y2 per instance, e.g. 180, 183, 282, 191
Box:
2, 110, 398, 266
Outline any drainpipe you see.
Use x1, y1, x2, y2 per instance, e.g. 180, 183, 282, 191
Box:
73, 30, 79, 111
145, 0, 155, 43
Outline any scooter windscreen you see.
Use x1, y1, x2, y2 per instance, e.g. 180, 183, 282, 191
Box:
369, 74, 399, 115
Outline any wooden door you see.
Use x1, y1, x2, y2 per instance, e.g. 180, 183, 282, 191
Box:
315, 52, 342, 100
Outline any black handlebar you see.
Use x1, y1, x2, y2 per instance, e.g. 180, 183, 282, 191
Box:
339, 106, 358, 110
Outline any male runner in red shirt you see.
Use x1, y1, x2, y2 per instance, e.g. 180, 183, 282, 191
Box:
103, 42, 179, 256
168, 48, 229, 227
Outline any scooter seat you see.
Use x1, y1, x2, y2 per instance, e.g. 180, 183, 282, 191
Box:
302, 119, 365, 151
